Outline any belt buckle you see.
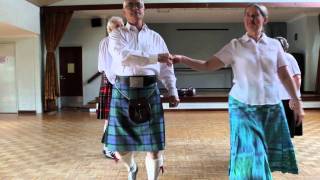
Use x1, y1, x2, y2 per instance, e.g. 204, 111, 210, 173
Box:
129, 77, 144, 88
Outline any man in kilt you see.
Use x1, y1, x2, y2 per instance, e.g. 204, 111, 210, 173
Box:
106, 0, 180, 179
97, 16, 124, 159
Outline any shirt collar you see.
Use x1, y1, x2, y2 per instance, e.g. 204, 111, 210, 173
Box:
241, 32, 268, 44
125, 23, 148, 32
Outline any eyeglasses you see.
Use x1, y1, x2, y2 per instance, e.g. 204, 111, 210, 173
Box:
124, 2, 144, 9
245, 13, 262, 20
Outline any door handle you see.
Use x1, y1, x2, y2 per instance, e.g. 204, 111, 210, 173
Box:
60, 76, 66, 80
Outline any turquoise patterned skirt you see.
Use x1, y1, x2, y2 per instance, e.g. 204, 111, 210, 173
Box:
228, 96, 298, 180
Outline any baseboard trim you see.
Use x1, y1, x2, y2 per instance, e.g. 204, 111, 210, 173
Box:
18, 111, 36, 115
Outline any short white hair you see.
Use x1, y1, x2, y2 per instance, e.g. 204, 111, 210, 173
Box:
275, 36, 289, 52
106, 16, 124, 33
123, 0, 144, 9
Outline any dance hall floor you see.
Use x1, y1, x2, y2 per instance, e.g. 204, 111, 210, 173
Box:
0, 110, 320, 180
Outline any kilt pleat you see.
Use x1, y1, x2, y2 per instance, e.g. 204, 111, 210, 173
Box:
106, 79, 165, 152
228, 96, 298, 179
96, 73, 112, 119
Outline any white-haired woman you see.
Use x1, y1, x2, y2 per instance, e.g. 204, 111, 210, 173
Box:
275, 36, 302, 138
97, 16, 124, 159
172, 4, 304, 179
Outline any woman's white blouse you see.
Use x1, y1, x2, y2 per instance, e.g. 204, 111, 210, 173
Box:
279, 53, 301, 100
215, 33, 288, 105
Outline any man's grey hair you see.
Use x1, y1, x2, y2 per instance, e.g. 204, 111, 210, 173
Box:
123, 0, 144, 8
107, 16, 124, 33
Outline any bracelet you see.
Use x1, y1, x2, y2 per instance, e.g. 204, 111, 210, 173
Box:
292, 98, 302, 101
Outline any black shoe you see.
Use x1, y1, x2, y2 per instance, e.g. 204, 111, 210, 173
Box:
102, 150, 116, 159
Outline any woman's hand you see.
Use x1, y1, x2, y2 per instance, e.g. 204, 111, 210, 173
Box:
289, 99, 305, 126
172, 55, 185, 64
158, 53, 173, 66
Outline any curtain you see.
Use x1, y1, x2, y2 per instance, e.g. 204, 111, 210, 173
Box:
316, 49, 320, 94
316, 14, 320, 94
44, 11, 73, 111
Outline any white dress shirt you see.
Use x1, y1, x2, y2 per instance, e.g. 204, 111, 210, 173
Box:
279, 53, 301, 100
215, 33, 288, 105
98, 37, 116, 84
108, 23, 178, 97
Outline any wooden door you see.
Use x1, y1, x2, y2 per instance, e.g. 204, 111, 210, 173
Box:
59, 47, 83, 97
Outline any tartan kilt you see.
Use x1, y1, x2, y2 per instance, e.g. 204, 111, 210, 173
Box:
228, 96, 298, 179
96, 73, 113, 119
106, 79, 165, 152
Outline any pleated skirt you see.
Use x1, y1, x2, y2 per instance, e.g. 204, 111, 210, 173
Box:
228, 96, 298, 180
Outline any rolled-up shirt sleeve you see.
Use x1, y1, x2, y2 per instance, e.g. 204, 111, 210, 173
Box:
98, 37, 116, 84
98, 38, 107, 73
108, 28, 158, 66
157, 38, 178, 98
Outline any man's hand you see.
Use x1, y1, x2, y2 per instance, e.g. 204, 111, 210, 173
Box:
158, 53, 173, 66
168, 96, 180, 108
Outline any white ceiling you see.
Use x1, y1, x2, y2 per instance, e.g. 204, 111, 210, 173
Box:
0, 22, 37, 38
26, 0, 63, 6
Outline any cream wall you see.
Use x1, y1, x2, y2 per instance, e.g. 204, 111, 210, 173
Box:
16, 37, 42, 112
60, 16, 320, 106
59, 19, 107, 105
287, 14, 320, 92
0, 37, 42, 113
0, 0, 40, 34
59, 19, 244, 105
0, 0, 42, 113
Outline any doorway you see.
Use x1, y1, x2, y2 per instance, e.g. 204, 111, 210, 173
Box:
59, 46, 83, 107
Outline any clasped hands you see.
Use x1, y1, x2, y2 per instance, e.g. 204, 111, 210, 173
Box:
158, 53, 183, 66
158, 53, 181, 107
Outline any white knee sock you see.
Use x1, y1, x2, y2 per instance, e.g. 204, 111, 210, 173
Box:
103, 120, 108, 131
120, 152, 135, 172
159, 153, 164, 168
103, 120, 108, 151
145, 156, 161, 180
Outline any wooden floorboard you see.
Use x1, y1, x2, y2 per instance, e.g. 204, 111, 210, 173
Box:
0, 110, 320, 179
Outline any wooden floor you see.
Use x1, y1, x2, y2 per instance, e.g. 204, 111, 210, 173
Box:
0, 110, 320, 179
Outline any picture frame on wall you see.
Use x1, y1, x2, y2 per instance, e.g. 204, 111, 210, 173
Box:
0, 56, 7, 64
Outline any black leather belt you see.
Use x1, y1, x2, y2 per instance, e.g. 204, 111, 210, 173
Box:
116, 76, 157, 87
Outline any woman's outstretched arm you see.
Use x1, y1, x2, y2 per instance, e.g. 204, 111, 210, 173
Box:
172, 55, 225, 72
